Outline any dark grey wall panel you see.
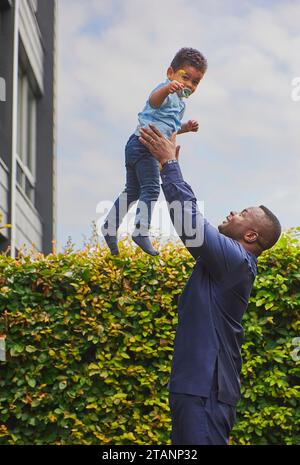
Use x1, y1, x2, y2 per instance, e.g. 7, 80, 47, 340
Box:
35, 0, 56, 254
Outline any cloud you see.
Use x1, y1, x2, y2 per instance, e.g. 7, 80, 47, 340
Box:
57, 0, 300, 250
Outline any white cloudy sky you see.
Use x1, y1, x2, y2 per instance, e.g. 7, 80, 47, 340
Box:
57, 0, 300, 251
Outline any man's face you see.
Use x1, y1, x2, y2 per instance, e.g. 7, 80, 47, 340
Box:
218, 207, 266, 241
167, 65, 204, 95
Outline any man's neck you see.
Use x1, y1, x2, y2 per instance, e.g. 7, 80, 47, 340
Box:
239, 240, 261, 258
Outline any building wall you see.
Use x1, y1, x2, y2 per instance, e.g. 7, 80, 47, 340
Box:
19, 0, 43, 93
35, 0, 57, 255
0, 3, 14, 250
15, 188, 42, 251
0, 0, 56, 255
0, 158, 9, 240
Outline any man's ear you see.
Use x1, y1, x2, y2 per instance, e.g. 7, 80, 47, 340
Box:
244, 231, 258, 244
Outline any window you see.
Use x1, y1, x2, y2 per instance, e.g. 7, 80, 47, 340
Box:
17, 69, 37, 204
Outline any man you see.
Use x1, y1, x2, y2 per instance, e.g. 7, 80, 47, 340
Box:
139, 124, 281, 445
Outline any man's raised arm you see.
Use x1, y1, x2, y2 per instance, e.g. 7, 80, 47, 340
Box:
139, 125, 249, 279
160, 160, 205, 260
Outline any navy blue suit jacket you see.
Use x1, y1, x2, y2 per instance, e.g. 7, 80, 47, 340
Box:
161, 161, 257, 406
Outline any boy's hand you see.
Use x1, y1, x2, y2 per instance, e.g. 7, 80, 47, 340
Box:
178, 120, 199, 135
184, 120, 199, 132
167, 80, 185, 94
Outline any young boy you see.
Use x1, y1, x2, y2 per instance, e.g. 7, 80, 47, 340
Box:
101, 47, 207, 256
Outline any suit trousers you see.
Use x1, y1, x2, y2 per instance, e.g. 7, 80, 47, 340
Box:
169, 369, 236, 445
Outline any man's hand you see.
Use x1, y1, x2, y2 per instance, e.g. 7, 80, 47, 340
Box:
180, 120, 199, 133
139, 124, 181, 168
167, 80, 185, 94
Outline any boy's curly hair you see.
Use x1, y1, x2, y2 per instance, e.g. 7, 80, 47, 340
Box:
170, 47, 207, 73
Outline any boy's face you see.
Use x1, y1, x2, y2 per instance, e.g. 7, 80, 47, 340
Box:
167, 65, 205, 94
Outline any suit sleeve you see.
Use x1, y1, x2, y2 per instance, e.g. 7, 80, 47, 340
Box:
161, 161, 247, 280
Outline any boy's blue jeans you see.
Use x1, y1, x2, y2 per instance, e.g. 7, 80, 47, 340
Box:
102, 134, 161, 236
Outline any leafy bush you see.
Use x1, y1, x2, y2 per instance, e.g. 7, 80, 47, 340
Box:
0, 231, 299, 445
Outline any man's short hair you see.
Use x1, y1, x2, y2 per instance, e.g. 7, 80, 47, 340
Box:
259, 205, 282, 251
170, 47, 208, 74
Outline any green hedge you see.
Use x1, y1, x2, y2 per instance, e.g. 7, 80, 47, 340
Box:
0, 230, 299, 445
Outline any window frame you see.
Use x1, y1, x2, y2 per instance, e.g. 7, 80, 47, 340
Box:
16, 67, 37, 206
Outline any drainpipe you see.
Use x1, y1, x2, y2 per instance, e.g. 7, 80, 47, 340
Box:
10, 0, 19, 258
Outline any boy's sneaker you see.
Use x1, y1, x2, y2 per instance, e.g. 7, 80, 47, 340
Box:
132, 232, 159, 256
101, 224, 119, 255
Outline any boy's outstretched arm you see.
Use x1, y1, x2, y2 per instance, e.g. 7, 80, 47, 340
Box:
149, 80, 184, 108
